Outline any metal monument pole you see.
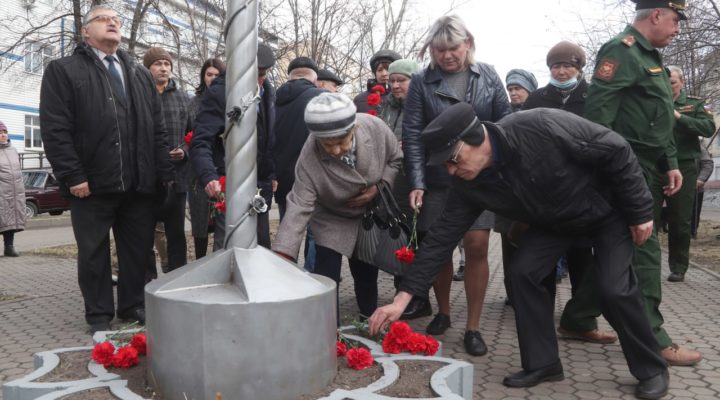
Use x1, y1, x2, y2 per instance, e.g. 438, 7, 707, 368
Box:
144, 2, 337, 398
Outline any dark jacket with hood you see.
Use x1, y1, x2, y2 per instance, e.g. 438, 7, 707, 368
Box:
273, 78, 325, 203
402, 62, 512, 191
523, 79, 589, 116
40, 43, 173, 195
399, 109, 653, 297
190, 72, 277, 203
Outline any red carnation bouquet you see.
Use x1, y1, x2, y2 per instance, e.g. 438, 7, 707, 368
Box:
395, 209, 419, 264
91, 328, 147, 369
213, 176, 226, 214
336, 336, 374, 370
367, 84, 386, 116
381, 321, 438, 356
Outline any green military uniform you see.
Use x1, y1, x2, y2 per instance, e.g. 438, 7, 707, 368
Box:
584, 25, 677, 349
666, 92, 716, 274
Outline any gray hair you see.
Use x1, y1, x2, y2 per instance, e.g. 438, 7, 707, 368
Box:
419, 15, 475, 67
668, 65, 684, 80
83, 5, 116, 26
289, 68, 317, 83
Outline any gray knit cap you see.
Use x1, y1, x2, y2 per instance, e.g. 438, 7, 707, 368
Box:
506, 69, 538, 94
305, 93, 357, 138
388, 59, 420, 78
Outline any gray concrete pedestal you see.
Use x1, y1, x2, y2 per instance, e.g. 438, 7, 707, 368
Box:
145, 246, 337, 400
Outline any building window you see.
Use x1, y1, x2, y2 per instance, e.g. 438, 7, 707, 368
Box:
25, 115, 42, 148
24, 41, 53, 74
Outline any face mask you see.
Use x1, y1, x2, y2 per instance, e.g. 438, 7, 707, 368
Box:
550, 77, 578, 90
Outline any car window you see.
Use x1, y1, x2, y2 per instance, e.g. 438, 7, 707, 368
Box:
23, 171, 47, 188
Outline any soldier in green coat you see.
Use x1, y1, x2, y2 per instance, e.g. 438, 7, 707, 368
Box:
584, 0, 703, 367
665, 66, 716, 282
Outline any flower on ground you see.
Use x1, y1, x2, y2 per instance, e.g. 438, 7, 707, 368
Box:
336, 340, 347, 357
130, 333, 147, 355
346, 347, 374, 370
91, 342, 115, 367
111, 346, 139, 368
380, 320, 439, 356
424, 336, 439, 356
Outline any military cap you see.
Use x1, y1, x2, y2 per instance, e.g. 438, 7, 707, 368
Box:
257, 43, 275, 69
422, 102, 486, 166
631, 0, 687, 19
287, 56, 318, 74
317, 68, 344, 86
369, 49, 401, 72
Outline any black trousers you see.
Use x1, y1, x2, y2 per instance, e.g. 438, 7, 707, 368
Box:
70, 192, 154, 324
509, 215, 666, 380
256, 211, 271, 249
153, 192, 188, 272
314, 245, 379, 319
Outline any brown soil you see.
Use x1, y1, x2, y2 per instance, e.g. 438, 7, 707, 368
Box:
378, 360, 445, 398
61, 388, 116, 400
298, 361, 384, 399
33, 350, 94, 382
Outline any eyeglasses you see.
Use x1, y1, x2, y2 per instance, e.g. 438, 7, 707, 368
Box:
86, 15, 123, 27
447, 141, 465, 165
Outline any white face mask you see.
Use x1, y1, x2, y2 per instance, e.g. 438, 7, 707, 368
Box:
549, 77, 578, 90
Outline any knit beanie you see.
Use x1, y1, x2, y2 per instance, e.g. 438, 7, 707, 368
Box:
143, 47, 173, 69
0, 120, 7, 132
388, 59, 420, 78
546, 41, 586, 70
370, 49, 401, 73
506, 69, 538, 93
305, 93, 357, 139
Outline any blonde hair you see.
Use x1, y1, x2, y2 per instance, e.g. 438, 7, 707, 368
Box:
419, 15, 475, 67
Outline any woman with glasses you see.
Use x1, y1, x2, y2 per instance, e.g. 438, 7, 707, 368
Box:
401, 14, 511, 356
273, 93, 402, 321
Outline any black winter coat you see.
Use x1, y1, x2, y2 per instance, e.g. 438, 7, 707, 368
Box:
402, 62, 512, 190
399, 109, 653, 297
523, 80, 588, 116
273, 78, 325, 202
40, 43, 173, 195
353, 79, 388, 114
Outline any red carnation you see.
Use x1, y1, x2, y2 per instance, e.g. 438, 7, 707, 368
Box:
130, 333, 147, 355
214, 200, 226, 213
218, 176, 226, 192
370, 84, 386, 95
110, 346, 139, 369
346, 347, 374, 370
389, 321, 412, 336
368, 110, 378, 116
367, 93, 382, 107
406, 332, 428, 354
91, 342, 115, 368
184, 131, 193, 146
395, 246, 415, 263
336, 341, 347, 357
424, 335, 439, 356
382, 334, 403, 354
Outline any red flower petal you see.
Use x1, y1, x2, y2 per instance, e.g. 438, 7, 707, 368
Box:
346, 347, 374, 370
130, 333, 147, 355
218, 176, 226, 192
367, 93, 382, 107
110, 346, 139, 369
91, 342, 115, 368
368, 110, 378, 116
184, 131, 193, 146
371, 84, 386, 95
336, 341, 347, 357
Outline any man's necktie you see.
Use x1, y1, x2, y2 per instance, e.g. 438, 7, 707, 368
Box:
104, 55, 126, 101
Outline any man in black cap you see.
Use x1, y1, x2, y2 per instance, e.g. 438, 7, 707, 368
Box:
316, 68, 344, 93
191, 43, 277, 249
353, 49, 401, 114
368, 103, 670, 399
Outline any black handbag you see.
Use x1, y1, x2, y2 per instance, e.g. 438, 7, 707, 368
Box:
353, 182, 412, 276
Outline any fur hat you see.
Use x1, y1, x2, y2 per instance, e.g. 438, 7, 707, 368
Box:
546, 41, 586, 70
304, 93, 357, 138
143, 47, 173, 69
257, 43, 275, 69
288, 57, 318, 74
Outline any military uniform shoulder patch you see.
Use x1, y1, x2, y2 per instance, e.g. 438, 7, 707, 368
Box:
677, 105, 694, 113
621, 35, 636, 47
645, 66, 664, 75
687, 95, 703, 100
595, 58, 619, 82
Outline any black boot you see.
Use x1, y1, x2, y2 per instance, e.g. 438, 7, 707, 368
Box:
194, 237, 209, 259
4, 245, 19, 257
453, 264, 465, 281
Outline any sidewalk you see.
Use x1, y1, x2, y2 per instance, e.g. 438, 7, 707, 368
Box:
1, 232, 719, 399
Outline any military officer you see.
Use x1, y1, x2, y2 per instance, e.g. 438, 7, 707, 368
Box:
665, 65, 716, 282
584, 0, 703, 366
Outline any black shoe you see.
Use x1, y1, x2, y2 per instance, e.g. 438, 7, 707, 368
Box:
4, 246, 19, 257
117, 308, 146, 325
667, 272, 684, 282
636, 370, 669, 400
502, 361, 564, 388
463, 330, 487, 356
400, 297, 432, 320
89, 321, 111, 335
453, 265, 465, 281
426, 313, 451, 335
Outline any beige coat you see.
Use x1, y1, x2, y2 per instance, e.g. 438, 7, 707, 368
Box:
0, 143, 26, 233
273, 113, 402, 259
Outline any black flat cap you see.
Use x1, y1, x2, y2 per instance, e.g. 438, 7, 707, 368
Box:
287, 56, 319, 74
257, 43, 275, 69
317, 68, 344, 86
422, 102, 486, 166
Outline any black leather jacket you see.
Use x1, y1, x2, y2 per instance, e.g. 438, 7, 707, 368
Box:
402, 62, 512, 190
399, 109, 653, 297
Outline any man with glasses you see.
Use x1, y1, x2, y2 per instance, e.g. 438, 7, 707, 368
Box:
40, 5, 173, 334
369, 103, 670, 399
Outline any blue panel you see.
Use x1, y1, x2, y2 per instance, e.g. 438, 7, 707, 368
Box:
0, 103, 40, 114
